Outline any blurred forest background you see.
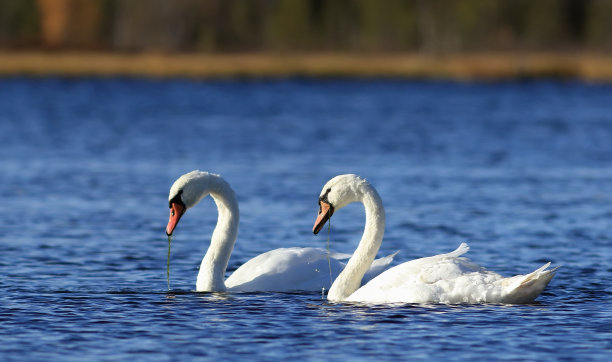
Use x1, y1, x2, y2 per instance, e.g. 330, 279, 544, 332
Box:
1, 0, 611, 52
1, 0, 611, 79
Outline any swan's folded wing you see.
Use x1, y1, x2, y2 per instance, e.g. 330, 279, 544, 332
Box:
226, 247, 400, 292
225, 247, 346, 292
345, 244, 507, 304
344, 248, 557, 304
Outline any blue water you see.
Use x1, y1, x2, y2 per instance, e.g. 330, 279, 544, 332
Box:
1, 78, 611, 361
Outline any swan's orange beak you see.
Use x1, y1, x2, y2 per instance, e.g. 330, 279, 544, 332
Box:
166, 202, 186, 236
313, 201, 334, 234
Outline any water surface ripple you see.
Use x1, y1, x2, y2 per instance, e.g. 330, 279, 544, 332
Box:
0, 78, 610, 360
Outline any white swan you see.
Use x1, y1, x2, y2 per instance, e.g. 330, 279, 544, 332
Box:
312, 174, 557, 304
166, 170, 395, 292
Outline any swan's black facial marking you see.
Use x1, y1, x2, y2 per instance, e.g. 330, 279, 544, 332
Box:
169, 190, 184, 209
319, 188, 332, 205
318, 188, 333, 214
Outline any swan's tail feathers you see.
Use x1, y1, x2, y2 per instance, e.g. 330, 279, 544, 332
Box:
446, 242, 470, 258
501, 263, 559, 304
362, 251, 399, 284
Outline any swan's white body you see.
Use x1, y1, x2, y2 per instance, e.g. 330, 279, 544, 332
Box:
166, 171, 395, 292
224, 247, 395, 292
313, 174, 557, 304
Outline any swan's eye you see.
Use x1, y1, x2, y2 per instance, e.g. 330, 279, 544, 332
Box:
171, 210, 175, 217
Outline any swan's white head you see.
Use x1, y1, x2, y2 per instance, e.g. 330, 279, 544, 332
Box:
313, 174, 370, 234
166, 170, 218, 236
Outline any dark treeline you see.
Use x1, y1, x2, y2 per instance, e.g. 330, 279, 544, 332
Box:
1, 0, 611, 52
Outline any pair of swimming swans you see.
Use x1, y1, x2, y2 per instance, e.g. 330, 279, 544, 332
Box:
166, 171, 557, 304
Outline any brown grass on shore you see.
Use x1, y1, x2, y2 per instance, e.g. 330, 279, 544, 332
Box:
0, 52, 611, 81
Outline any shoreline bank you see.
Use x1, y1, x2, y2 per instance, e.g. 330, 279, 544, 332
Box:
1, 52, 611, 81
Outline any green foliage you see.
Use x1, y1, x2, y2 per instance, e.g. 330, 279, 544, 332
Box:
0, 0, 40, 46
0, 0, 610, 51
585, 0, 612, 49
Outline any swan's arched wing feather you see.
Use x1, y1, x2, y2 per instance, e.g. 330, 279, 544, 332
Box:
362, 251, 398, 284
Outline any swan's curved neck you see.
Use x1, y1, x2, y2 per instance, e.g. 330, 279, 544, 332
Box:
327, 184, 385, 301
196, 177, 239, 292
